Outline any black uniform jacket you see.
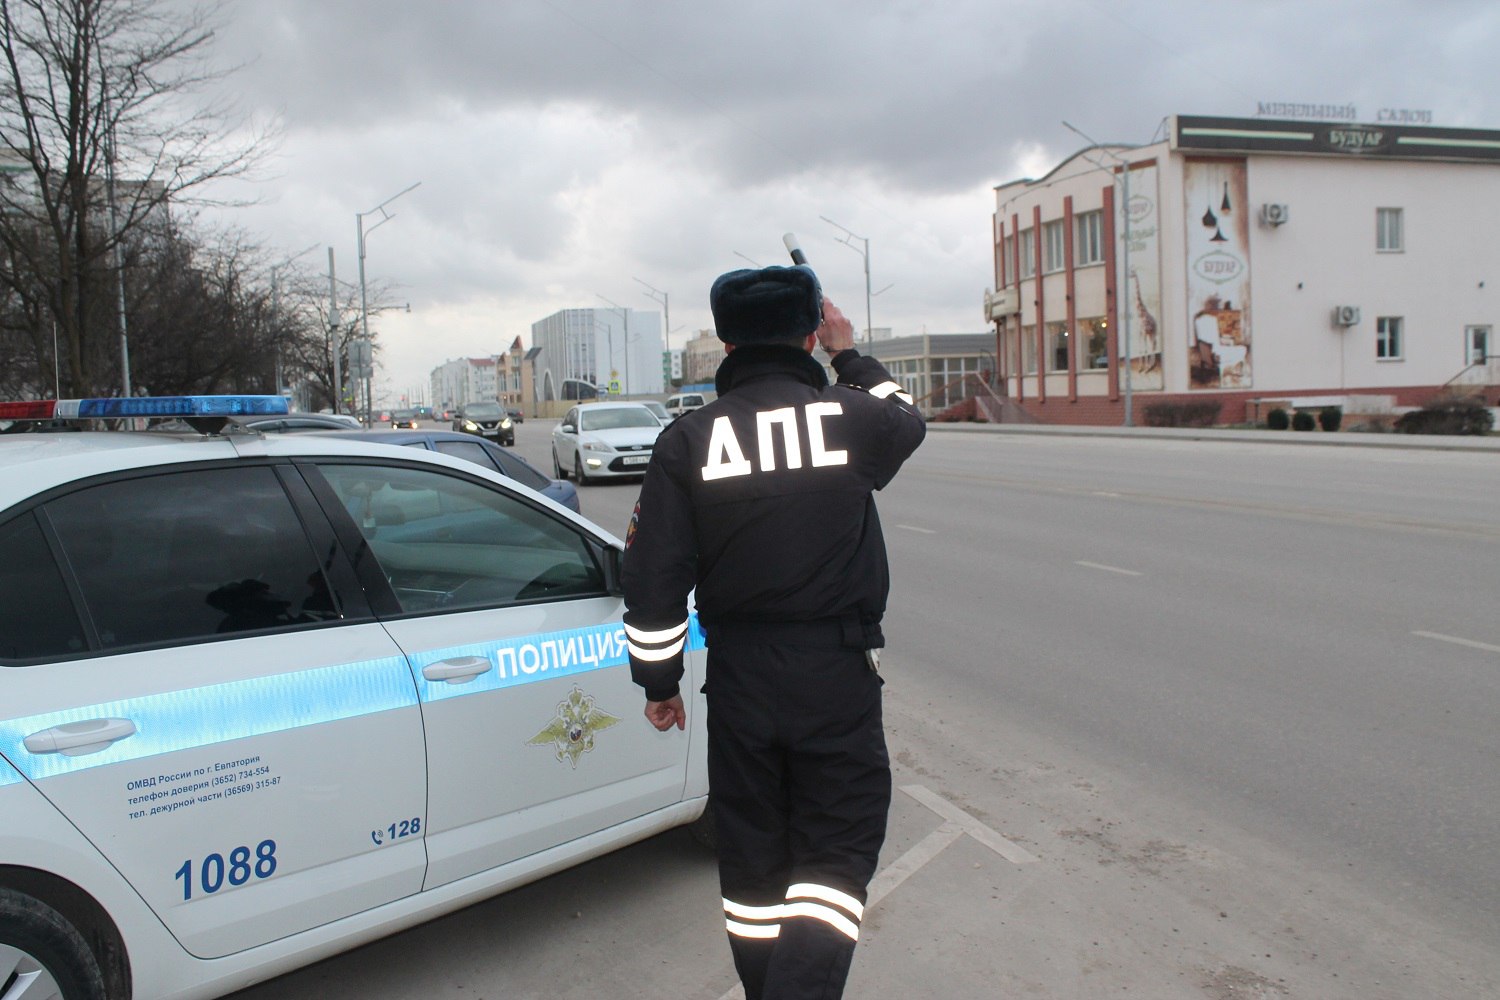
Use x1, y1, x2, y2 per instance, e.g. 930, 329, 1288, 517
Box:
622, 345, 926, 702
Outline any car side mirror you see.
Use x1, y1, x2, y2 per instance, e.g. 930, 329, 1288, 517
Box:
561, 423, 576, 434
593, 541, 625, 596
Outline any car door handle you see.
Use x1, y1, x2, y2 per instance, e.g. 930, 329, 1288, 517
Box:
422, 655, 493, 684
24, 718, 138, 757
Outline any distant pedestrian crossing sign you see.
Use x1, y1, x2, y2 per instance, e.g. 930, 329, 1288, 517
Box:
608, 380, 621, 395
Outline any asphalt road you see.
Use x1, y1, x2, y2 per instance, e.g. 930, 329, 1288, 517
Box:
234, 420, 1499, 999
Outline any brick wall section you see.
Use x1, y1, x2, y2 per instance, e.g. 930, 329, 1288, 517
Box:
1010, 384, 1499, 426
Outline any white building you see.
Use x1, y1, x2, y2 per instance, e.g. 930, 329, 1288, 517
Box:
531, 307, 664, 400
429, 357, 497, 412
989, 114, 1500, 425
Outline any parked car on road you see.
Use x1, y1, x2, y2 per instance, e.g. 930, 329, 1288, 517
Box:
664, 392, 707, 418
332, 428, 580, 513
551, 401, 663, 484
0, 393, 707, 1000
238, 412, 362, 433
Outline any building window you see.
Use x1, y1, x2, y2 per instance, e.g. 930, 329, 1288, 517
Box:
1046, 322, 1069, 372
1467, 325, 1491, 365
1043, 220, 1066, 273
1018, 230, 1036, 278
1001, 237, 1016, 286
1376, 208, 1403, 252
1376, 316, 1403, 359
1021, 324, 1037, 374
1082, 317, 1108, 369
1075, 211, 1103, 266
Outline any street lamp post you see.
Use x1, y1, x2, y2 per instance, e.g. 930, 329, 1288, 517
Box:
820, 216, 874, 348
596, 294, 632, 396
635, 277, 670, 352
357, 181, 421, 425
1062, 121, 1135, 427
327, 247, 343, 415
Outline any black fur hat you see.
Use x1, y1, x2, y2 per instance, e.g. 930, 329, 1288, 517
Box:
709, 266, 823, 344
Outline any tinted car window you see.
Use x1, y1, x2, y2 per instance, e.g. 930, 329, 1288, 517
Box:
432, 439, 501, 473
0, 512, 87, 661
579, 407, 660, 431
317, 464, 604, 614
45, 467, 339, 649
486, 447, 551, 491
461, 403, 503, 419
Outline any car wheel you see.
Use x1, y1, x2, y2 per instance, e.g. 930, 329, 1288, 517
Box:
574, 454, 591, 486
503, 435, 514, 447
0, 889, 108, 1000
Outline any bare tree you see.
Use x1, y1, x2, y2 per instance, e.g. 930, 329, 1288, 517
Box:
0, 0, 270, 397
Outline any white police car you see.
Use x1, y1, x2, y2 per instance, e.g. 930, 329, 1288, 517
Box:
0, 396, 708, 1000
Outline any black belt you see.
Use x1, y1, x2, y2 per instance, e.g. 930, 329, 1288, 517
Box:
705, 615, 879, 650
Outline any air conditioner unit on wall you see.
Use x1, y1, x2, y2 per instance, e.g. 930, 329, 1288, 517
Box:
1332, 305, 1361, 327
1261, 203, 1290, 226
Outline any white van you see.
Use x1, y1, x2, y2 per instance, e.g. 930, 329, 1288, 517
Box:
664, 392, 708, 418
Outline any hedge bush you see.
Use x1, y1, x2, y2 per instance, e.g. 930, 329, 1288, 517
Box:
1292, 410, 1316, 431
1395, 398, 1494, 435
1318, 406, 1343, 432
1142, 401, 1222, 427
1266, 408, 1290, 430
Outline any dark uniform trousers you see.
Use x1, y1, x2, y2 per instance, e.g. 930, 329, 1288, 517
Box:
706, 620, 890, 1000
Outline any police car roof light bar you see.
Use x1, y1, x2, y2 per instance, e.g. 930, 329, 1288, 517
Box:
0, 400, 58, 420
1, 395, 289, 421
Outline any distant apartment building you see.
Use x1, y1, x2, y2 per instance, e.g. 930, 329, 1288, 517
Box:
531, 307, 664, 400
681, 329, 722, 387
989, 113, 1500, 424
430, 337, 530, 412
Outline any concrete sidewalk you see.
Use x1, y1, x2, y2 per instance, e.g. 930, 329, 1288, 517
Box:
925, 420, 1500, 453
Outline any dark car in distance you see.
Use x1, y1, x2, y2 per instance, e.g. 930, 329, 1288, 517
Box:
330, 429, 580, 513
453, 401, 515, 446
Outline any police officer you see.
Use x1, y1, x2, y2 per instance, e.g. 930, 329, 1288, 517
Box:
623, 265, 925, 1000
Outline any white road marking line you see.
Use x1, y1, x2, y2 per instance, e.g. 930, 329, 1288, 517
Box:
901, 784, 1039, 864
1412, 631, 1500, 655
896, 524, 936, 534
866, 822, 966, 907
1074, 560, 1143, 577
1092, 490, 1122, 497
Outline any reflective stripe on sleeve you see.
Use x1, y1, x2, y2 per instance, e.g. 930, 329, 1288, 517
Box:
625, 618, 690, 663
869, 381, 915, 405
627, 637, 685, 662
624, 621, 689, 645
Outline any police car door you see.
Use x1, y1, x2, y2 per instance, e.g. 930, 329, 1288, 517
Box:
305, 458, 688, 889
0, 463, 428, 959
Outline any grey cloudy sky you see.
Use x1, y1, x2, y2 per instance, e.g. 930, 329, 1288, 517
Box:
204, 0, 1500, 400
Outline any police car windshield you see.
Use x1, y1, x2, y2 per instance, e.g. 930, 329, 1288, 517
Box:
580, 407, 660, 431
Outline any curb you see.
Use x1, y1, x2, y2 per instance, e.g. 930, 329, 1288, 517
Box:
923, 421, 1500, 454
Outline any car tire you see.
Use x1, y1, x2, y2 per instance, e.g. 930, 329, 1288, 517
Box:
0, 888, 108, 1000
574, 453, 591, 486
